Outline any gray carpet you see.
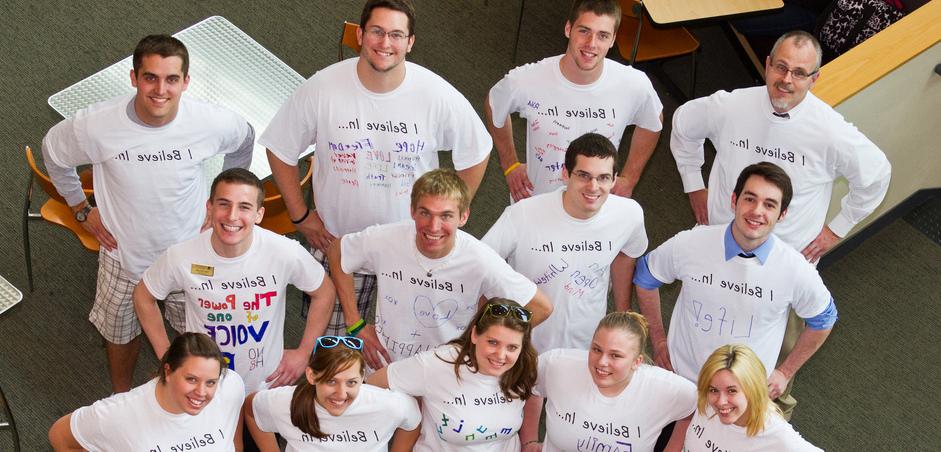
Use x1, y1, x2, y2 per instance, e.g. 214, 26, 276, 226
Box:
1, 1, 938, 450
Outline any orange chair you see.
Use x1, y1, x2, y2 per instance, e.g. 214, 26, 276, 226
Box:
259, 157, 314, 235
615, 0, 700, 98
23, 146, 98, 291
338, 21, 362, 61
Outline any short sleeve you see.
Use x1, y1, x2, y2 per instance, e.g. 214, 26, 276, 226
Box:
387, 350, 432, 397
479, 248, 538, 306
390, 389, 423, 431
487, 74, 523, 129
790, 261, 832, 319
481, 207, 517, 260
284, 237, 325, 293
251, 387, 284, 433
258, 77, 319, 165
534, 349, 563, 398
630, 75, 664, 132
439, 87, 491, 171
619, 202, 649, 258
141, 247, 182, 300
339, 225, 381, 275
643, 231, 686, 285
70, 404, 108, 451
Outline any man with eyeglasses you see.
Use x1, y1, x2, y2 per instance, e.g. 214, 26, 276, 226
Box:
327, 169, 552, 370
486, 0, 663, 201
261, 0, 491, 337
483, 133, 648, 354
671, 30, 890, 263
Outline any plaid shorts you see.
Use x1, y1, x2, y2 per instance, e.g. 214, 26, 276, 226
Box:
89, 252, 186, 344
302, 249, 377, 336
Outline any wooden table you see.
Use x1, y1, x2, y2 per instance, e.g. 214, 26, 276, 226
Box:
47, 16, 309, 180
643, 0, 784, 25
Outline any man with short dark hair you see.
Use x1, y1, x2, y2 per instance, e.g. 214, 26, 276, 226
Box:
634, 162, 837, 415
327, 169, 552, 370
43, 34, 254, 393
134, 168, 335, 392
262, 0, 492, 336
483, 132, 648, 353
671, 30, 890, 263
486, 0, 663, 201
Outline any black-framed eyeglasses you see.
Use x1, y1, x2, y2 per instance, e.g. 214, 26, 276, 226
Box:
314, 336, 364, 353
770, 62, 817, 81
572, 170, 615, 185
366, 27, 410, 42
483, 303, 532, 323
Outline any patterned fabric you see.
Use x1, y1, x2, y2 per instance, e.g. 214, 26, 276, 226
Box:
89, 252, 185, 344
817, 0, 905, 61
302, 249, 377, 336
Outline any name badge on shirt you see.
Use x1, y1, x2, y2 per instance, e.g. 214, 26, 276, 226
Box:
191, 264, 214, 277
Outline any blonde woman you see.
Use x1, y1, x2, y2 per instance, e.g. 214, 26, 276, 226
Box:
685, 344, 822, 451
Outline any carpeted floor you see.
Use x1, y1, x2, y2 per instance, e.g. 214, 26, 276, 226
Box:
0, 1, 938, 450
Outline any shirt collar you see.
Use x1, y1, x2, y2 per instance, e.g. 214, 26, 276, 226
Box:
724, 223, 774, 264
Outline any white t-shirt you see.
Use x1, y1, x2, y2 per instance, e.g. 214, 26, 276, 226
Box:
252, 384, 421, 452
488, 55, 662, 194
483, 190, 648, 352
684, 406, 822, 451
536, 349, 695, 452
261, 58, 491, 237
43, 94, 252, 278
70, 371, 245, 451
341, 221, 537, 363
644, 225, 832, 382
671, 86, 891, 250
143, 228, 325, 391
388, 345, 525, 452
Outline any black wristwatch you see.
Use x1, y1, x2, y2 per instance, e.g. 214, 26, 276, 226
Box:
75, 204, 93, 222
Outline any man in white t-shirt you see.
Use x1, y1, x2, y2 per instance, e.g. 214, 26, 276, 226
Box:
134, 168, 336, 392
486, 0, 662, 201
483, 133, 647, 353
327, 169, 552, 369
634, 162, 838, 418
261, 0, 492, 337
42, 35, 254, 393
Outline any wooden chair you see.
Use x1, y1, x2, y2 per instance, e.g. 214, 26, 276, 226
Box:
338, 21, 362, 61
615, 0, 700, 98
259, 157, 314, 235
23, 146, 98, 291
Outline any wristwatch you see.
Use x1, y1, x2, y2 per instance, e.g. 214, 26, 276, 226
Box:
75, 204, 93, 223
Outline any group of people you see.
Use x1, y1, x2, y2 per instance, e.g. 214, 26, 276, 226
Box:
42, 0, 891, 451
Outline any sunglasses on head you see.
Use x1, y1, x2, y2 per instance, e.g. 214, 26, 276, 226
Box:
483, 303, 532, 322
314, 336, 364, 353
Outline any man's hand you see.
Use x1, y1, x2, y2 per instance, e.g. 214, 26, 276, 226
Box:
611, 176, 634, 198
768, 368, 792, 400
266, 348, 309, 388
81, 207, 117, 251
505, 163, 534, 202
687, 189, 709, 225
297, 210, 336, 253
359, 324, 392, 370
651, 339, 674, 372
801, 226, 840, 264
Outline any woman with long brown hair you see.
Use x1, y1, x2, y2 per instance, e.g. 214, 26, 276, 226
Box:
245, 335, 421, 451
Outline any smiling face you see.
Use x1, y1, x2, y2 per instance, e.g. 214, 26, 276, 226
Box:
707, 369, 749, 427
562, 154, 616, 219
207, 181, 264, 258
588, 327, 644, 397
312, 360, 363, 416
730, 175, 786, 252
130, 54, 189, 127
562, 11, 617, 82
357, 7, 414, 75
411, 194, 468, 259
764, 37, 819, 113
471, 325, 524, 377
161, 357, 221, 415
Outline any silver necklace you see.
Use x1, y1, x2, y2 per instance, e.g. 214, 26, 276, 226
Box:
413, 246, 454, 277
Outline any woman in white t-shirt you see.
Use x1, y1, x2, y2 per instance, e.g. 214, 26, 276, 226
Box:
519, 312, 697, 452
48, 332, 244, 452
244, 335, 421, 452
684, 344, 823, 452
368, 298, 538, 452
